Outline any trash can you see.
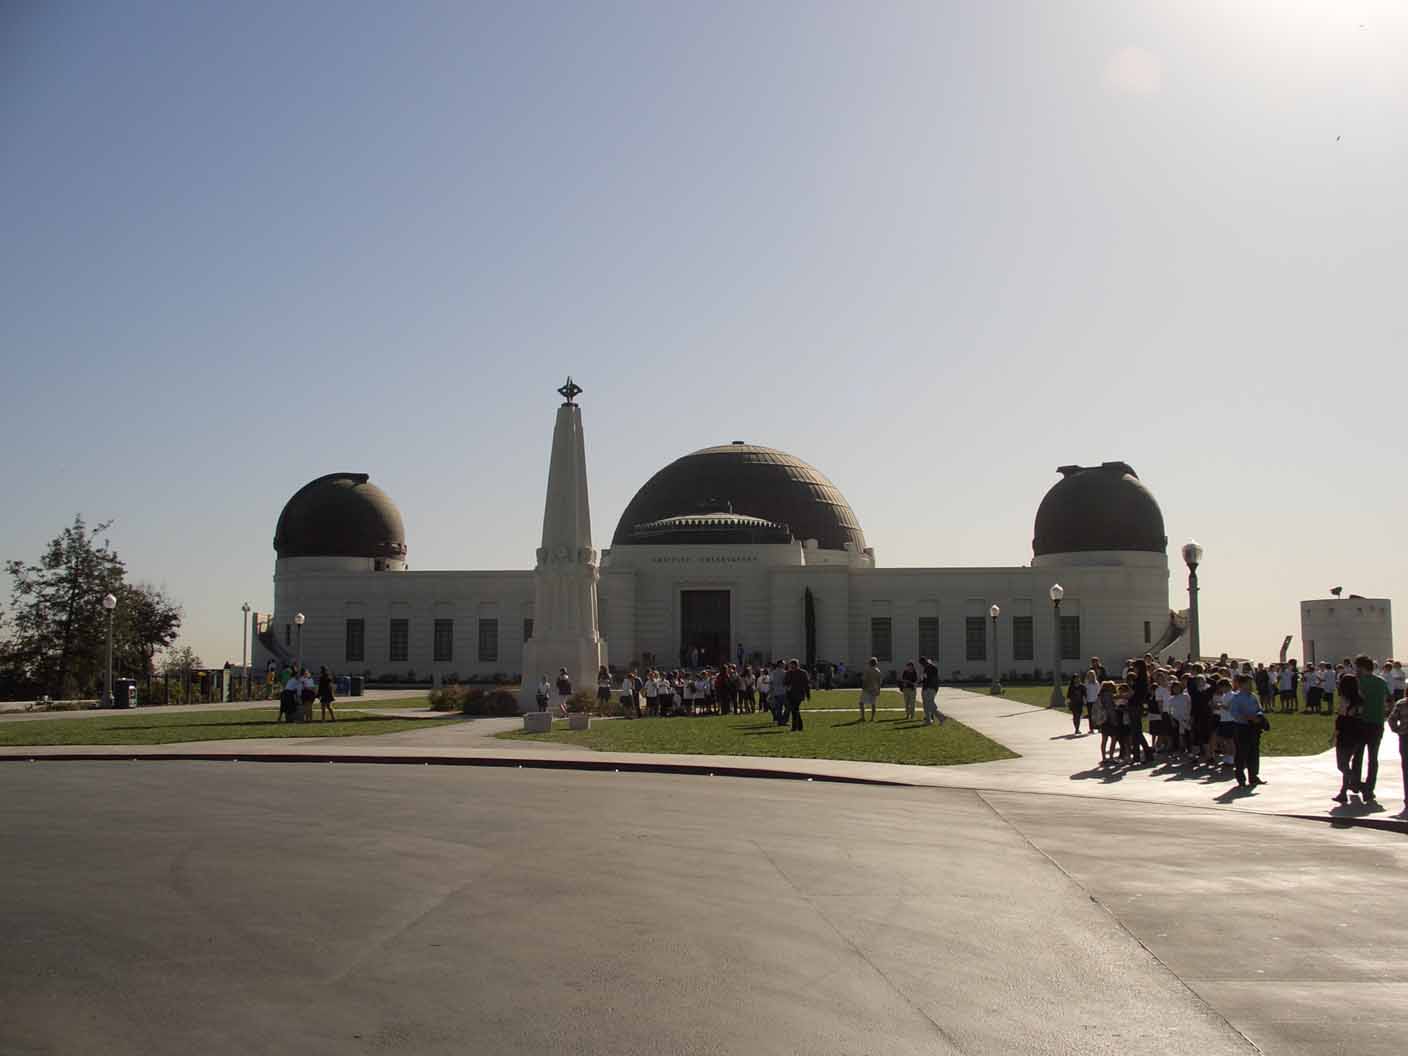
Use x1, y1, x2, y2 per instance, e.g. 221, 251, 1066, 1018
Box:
113, 678, 138, 709
349, 675, 364, 697
336, 675, 351, 696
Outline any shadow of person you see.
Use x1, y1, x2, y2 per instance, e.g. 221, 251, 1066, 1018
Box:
1070, 766, 1124, 784
1213, 785, 1256, 803
1330, 799, 1387, 819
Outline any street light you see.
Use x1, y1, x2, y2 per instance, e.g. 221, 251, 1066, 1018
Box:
989, 604, 1002, 695
101, 592, 117, 707
241, 602, 251, 701
1048, 584, 1064, 709
294, 612, 305, 673
1181, 540, 1203, 662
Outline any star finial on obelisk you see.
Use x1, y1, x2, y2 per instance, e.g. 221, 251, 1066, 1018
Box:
557, 376, 582, 405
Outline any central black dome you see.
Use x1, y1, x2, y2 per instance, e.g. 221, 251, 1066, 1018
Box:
274, 473, 406, 560
612, 443, 866, 551
1033, 462, 1166, 556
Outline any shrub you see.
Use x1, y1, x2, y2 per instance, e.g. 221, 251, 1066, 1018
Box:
462, 688, 519, 717
563, 688, 621, 716
428, 684, 469, 712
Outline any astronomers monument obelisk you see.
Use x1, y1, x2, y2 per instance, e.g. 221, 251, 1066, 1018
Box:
519, 377, 607, 711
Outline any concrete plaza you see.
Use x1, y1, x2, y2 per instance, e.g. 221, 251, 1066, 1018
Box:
3, 761, 1405, 1055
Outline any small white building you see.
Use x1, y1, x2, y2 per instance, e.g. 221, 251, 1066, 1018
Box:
1301, 597, 1394, 665
252, 391, 1180, 688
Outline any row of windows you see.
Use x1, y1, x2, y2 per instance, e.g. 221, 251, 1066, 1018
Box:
343, 618, 533, 664
868, 616, 1082, 664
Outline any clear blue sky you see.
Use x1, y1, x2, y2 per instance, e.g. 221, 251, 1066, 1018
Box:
3, 1, 1405, 666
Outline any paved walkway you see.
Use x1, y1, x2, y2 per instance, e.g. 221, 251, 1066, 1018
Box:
3, 688, 1403, 830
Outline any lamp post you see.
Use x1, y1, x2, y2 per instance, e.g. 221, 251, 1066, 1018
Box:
1048, 584, 1064, 709
101, 592, 117, 708
241, 602, 251, 701
294, 612, 305, 673
1181, 540, 1203, 662
989, 604, 1002, 695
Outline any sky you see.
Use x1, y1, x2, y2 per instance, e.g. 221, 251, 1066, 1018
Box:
3, 1, 1406, 667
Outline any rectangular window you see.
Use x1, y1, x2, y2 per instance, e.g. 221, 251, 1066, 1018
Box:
523, 617, 534, 643
1060, 615, 1081, 661
433, 619, 454, 663
1012, 616, 1034, 662
916, 617, 939, 662
965, 616, 987, 662
478, 618, 499, 663
870, 617, 892, 663
389, 619, 409, 662
1143, 620, 1152, 644
345, 619, 365, 663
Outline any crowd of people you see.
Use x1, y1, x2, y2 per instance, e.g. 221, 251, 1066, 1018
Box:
1063, 651, 1408, 804
275, 664, 337, 722
534, 655, 952, 731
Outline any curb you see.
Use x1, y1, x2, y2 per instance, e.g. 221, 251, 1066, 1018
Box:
0, 751, 910, 788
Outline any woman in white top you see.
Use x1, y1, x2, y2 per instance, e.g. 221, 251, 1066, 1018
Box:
643, 671, 660, 716
682, 675, 696, 714
1083, 671, 1100, 734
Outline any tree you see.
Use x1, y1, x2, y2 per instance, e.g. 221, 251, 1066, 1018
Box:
118, 583, 183, 682
3, 517, 126, 698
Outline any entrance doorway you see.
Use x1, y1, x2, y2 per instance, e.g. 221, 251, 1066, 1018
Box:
680, 590, 730, 669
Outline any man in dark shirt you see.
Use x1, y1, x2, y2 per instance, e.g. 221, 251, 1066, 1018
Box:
784, 659, 810, 732
919, 657, 943, 725
1353, 654, 1390, 802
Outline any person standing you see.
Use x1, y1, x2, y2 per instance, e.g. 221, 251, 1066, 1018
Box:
1332, 673, 1363, 803
899, 661, 919, 721
279, 669, 300, 722
1066, 674, 1085, 734
1225, 674, 1266, 788
618, 669, 640, 718
1255, 663, 1274, 713
1083, 670, 1100, 734
859, 657, 883, 721
297, 669, 316, 722
919, 656, 943, 726
317, 666, 337, 722
535, 674, 551, 712
1387, 691, 1408, 812
1128, 659, 1153, 764
1353, 654, 1390, 803
784, 659, 810, 732
555, 667, 573, 717
642, 670, 660, 716
768, 660, 788, 725
596, 666, 612, 712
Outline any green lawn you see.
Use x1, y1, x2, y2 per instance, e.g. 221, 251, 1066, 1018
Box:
0, 707, 450, 747
498, 713, 1016, 767
1259, 711, 1336, 757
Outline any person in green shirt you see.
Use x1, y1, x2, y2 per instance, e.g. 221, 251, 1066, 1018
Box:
1353, 655, 1390, 802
